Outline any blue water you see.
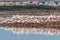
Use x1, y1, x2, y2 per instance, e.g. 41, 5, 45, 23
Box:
0, 29, 60, 40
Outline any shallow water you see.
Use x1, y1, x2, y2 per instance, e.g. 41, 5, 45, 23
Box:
0, 28, 60, 40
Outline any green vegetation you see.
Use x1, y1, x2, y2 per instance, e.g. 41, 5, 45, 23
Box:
0, 5, 58, 11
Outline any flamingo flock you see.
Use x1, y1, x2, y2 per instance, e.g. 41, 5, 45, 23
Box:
0, 15, 60, 35
0, 15, 60, 23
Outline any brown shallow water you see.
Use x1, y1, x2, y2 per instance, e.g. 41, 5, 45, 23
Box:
0, 21, 60, 29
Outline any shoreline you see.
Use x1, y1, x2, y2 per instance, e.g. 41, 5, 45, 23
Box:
0, 27, 59, 35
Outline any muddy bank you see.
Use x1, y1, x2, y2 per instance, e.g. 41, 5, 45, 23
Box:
0, 9, 60, 15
